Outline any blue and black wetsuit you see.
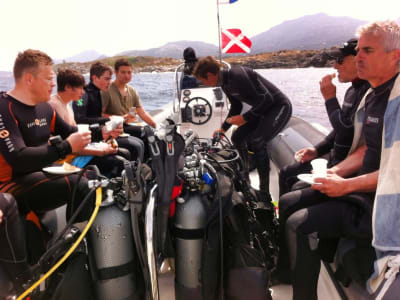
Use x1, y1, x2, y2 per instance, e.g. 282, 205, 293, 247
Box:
0, 92, 93, 221
286, 73, 398, 300
220, 66, 292, 195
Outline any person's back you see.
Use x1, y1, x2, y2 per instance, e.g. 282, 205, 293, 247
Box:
193, 56, 292, 200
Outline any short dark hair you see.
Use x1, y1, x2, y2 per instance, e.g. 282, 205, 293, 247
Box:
114, 58, 132, 72
193, 56, 221, 79
13, 49, 53, 82
89, 62, 112, 81
57, 69, 85, 92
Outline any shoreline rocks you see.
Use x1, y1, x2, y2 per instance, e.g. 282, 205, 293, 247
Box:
55, 48, 336, 74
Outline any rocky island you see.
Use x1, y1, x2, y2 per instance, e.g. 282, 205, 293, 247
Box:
55, 48, 335, 74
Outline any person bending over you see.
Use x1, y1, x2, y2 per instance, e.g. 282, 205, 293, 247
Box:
193, 56, 292, 200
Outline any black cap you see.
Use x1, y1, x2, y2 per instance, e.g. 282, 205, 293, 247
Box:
326, 38, 358, 60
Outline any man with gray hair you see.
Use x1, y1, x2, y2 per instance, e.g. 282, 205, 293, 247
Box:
356, 21, 400, 300
285, 20, 400, 300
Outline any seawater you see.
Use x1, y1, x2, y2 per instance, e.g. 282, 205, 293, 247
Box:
0, 68, 348, 129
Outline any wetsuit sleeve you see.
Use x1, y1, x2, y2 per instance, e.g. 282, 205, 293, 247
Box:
221, 97, 243, 131
314, 130, 335, 156
325, 97, 354, 133
53, 111, 78, 139
0, 107, 72, 174
241, 70, 275, 122
72, 92, 110, 125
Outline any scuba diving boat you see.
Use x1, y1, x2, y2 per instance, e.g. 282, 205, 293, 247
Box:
0, 61, 377, 300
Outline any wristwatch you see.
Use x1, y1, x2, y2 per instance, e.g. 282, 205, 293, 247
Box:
49, 135, 67, 159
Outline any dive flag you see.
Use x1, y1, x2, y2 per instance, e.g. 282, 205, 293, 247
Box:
218, 0, 238, 4
221, 29, 252, 53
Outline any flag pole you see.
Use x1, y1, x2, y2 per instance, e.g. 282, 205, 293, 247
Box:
216, 0, 223, 62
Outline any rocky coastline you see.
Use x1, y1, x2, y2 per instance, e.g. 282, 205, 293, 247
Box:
55, 48, 336, 74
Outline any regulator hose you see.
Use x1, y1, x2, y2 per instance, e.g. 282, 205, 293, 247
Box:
17, 187, 103, 300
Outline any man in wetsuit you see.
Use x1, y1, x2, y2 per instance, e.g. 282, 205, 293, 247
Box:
279, 38, 370, 196
275, 38, 370, 283
285, 21, 400, 300
193, 56, 292, 199
72, 61, 144, 161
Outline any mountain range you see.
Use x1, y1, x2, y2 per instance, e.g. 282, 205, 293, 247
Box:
60, 14, 399, 63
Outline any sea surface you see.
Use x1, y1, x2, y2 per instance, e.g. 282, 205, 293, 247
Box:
0, 68, 349, 129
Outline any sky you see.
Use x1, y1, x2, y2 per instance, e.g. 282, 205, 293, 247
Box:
0, 0, 398, 71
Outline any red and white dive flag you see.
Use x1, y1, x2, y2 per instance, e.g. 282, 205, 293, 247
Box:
221, 28, 252, 53
218, 0, 238, 4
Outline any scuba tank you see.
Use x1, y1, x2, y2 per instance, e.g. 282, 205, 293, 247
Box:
87, 189, 142, 300
174, 191, 207, 300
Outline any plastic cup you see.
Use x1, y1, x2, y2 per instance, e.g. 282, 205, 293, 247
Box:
129, 107, 136, 116
311, 158, 327, 179
77, 124, 89, 133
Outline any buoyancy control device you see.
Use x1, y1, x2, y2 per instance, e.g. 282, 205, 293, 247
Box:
156, 129, 279, 300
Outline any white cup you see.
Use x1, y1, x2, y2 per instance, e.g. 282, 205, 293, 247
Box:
77, 124, 89, 133
311, 158, 328, 179
129, 107, 136, 116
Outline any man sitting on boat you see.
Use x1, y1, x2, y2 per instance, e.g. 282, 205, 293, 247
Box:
279, 38, 370, 196
72, 61, 145, 161
49, 68, 129, 177
284, 21, 400, 300
275, 38, 370, 283
101, 58, 157, 137
192, 56, 292, 200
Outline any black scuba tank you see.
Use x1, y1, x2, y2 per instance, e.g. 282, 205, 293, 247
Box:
174, 191, 208, 300
87, 196, 142, 300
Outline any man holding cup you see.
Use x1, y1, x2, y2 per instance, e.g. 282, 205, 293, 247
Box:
101, 58, 157, 138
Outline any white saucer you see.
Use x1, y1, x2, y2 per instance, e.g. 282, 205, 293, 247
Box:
43, 166, 81, 175
127, 122, 145, 127
84, 142, 109, 151
297, 174, 322, 185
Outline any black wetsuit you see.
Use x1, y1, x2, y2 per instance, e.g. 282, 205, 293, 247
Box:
279, 80, 370, 196
286, 73, 397, 300
73, 82, 145, 161
0, 92, 93, 221
220, 66, 292, 195
0, 193, 31, 294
